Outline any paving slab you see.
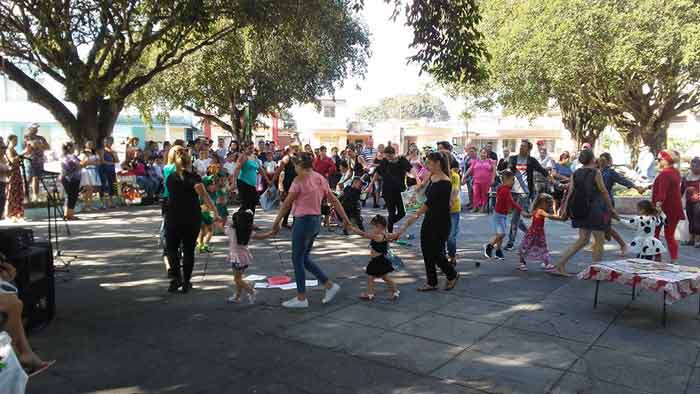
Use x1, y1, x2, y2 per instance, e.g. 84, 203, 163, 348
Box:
571, 347, 691, 394
281, 317, 385, 352
395, 312, 495, 347
432, 349, 564, 394
350, 331, 465, 374
471, 327, 588, 370
325, 303, 424, 330
550, 372, 653, 394
595, 323, 700, 365
434, 297, 522, 324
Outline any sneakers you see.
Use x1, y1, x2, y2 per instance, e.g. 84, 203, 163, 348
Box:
198, 244, 212, 253
518, 263, 528, 271
495, 249, 505, 260
247, 289, 257, 304
406, 234, 415, 240
483, 243, 494, 259
504, 242, 514, 251
282, 297, 309, 309
322, 283, 341, 304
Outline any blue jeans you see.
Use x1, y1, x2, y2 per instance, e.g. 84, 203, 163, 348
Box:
446, 212, 460, 258
508, 194, 531, 244
136, 176, 158, 198
291, 215, 328, 294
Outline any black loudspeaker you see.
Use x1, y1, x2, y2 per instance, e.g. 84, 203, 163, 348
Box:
0, 227, 34, 256
8, 243, 55, 332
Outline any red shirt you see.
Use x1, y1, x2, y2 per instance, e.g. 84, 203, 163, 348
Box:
495, 184, 523, 214
652, 167, 685, 222
313, 156, 336, 178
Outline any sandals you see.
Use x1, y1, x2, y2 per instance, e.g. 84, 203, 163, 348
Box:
359, 293, 375, 301
444, 273, 460, 291
22, 358, 55, 378
390, 290, 401, 301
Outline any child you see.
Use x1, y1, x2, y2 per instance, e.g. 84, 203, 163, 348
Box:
484, 170, 530, 261
214, 169, 230, 234
197, 170, 220, 253
226, 210, 272, 303
347, 215, 400, 301
341, 176, 365, 235
622, 200, 667, 260
517, 193, 565, 271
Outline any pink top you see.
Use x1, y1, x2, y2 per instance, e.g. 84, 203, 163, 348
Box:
471, 159, 495, 184
290, 170, 331, 217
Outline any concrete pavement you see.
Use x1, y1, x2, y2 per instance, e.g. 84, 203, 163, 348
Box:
8, 205, 700, 394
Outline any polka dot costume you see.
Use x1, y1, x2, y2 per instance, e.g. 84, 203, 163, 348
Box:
626, 213, 667, 256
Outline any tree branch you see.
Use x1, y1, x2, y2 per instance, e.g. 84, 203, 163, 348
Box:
183, 105, 233, 132
0, 56, 76, 131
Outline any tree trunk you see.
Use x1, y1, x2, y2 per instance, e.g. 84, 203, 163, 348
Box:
228, 94, 243, 141
73, 99, 124, 148
623, 129, 642, 169
640, 122, 669, 156
559, 100, 607, 150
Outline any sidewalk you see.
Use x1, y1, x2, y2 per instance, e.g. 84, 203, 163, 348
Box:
12, 206, 700, 394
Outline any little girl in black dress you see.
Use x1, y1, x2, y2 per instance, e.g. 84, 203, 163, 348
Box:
348, 215, 400, 301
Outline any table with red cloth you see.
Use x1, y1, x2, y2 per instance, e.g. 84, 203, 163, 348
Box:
577, 258, 700, 326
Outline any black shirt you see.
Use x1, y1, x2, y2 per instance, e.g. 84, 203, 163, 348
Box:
166, 171, 202, 225
377, 157, 412, 194
283, 156, 297, 190
487, 151, 498, 161
341, 185, 362, 213
424, 179, 452, 228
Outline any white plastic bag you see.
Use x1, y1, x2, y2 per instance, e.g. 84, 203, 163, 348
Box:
0, 332, 28, 394
460, 184, 470, 207
260, 185, 280, 211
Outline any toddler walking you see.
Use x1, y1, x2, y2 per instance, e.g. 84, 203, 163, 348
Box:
484, 170, 530, 260
347, 215, 400, 301
226, 209, 273, 304
621, 200, 667, 260
517, 193, 565, 271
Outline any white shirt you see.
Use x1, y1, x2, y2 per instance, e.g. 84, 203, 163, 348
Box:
223, 162, 237, 177
194, 158, 212, 177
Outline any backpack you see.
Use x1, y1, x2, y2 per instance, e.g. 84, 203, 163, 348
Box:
568, 169, 595, 220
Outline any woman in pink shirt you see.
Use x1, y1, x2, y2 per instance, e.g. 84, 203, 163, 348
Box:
272, 153, 351, 309
464, 148, 496, 213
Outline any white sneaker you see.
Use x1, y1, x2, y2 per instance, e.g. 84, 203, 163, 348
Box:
247, 290, 257, 304
322, 283, 341, 304
282, 297, 309, 309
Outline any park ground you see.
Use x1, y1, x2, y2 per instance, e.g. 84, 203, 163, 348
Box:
10, 205, 700, 394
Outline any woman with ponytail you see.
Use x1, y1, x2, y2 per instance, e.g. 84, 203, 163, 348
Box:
391, 151, 459, 291
165, 146, 220, 293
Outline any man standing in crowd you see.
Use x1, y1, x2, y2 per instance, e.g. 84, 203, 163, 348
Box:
485, 142, 498, 161
534, 141, 555, 195
461, 145, 477, 209
23, 123, 50, 202
505, 139, 550, 250
371, 146, 411, 232
360, 140, 376, 165
313, 146, 336, 179
216, 138, 227, 161
437, 141, 460, 170
497, 148, 511, 171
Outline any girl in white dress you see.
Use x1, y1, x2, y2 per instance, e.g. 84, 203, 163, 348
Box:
79, 141, 102, 211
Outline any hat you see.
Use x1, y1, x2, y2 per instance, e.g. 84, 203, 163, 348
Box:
27, 122, 40, 130
536, 140, 545, 146
582, 143, 592, 150
657, 150, 674, 164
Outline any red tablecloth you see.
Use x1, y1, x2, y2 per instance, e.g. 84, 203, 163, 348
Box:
578, 259, 700, 304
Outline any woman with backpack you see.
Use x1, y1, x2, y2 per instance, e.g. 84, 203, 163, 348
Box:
551, 150, 618, 276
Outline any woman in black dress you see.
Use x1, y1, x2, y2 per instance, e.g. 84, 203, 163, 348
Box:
392, 152, 459, 291
166, 146, 220, 293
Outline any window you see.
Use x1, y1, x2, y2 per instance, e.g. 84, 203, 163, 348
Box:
322, 104, 336, 118
502, 139, 518, 152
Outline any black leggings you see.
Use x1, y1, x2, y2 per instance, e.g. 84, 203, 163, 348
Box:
166, 220, 200, 283
0, 182, 5, 219
384, 191, 405, 233
61, 177, 81, 209
237, 179, 257, 215
420, 221, 457, 287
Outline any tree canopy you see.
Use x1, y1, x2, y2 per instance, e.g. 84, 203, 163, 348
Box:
130, 1, 370, 141
453, 0, 700, 156
358, 92, 450, 124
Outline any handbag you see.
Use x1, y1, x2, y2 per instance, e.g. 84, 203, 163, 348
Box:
385, 249, 405, 271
